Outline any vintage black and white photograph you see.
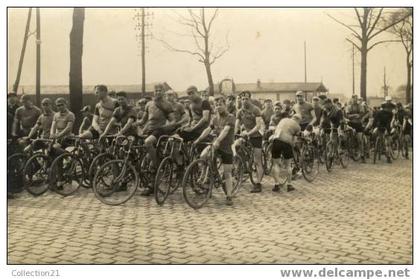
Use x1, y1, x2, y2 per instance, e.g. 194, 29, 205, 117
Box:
6, 7, 413, 266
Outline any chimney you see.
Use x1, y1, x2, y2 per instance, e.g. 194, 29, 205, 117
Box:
257, 79, 261, 89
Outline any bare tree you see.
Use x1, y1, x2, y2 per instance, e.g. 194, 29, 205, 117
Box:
327, 8, 410, 101
157, 8, 229, 96
69, 8, 85, 130
386, 8, 413, 104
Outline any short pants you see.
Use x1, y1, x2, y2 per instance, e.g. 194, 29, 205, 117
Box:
271, 139, 294, 160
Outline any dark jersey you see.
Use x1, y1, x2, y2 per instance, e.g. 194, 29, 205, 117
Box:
373, 110, 394, 131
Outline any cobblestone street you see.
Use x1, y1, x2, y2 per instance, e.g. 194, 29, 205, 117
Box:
8, 158, 412, 264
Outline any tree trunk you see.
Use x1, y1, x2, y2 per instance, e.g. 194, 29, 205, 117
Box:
406, 55, 412, 104
360, 42, 368, 101
69, 8, 85, 132
204, 60, 215, 96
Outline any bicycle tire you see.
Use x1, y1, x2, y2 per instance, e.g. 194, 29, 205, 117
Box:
23, 153, 51, 196
325, 142, 334, 172
154, 156, 175, 206
88, 153, 115, 187
182, 159, 212, 209
231, 155, 244, 196
301, 145, 319, 182
93, 159, 139, 206
49, 153, 83, 196
7, 153, 28, 193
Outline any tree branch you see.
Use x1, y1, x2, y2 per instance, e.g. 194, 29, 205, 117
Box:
367, 39, 400, 51
369, 12, 411, 40
346, 38, 361, 51
207, 9, 219, 32
354, 8, 364, 28
156, 37, 205, 61
326, 12, 362, 40
210, 32, 229, 64
367, 8, 383, 36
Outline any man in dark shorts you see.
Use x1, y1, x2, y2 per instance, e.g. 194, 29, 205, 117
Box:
193, 96, 236, 206
234, 90, 264, 193
178, 85, 211, 142
12, 95, 42, 138
100, 91, 137, 138
270, 114, 301, 192
79, 85, 118, 139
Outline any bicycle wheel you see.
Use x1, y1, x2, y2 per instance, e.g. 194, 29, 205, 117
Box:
348, 135, 361, 162
7, 153, 27, 193
88, 153, 115, 187
182, 159, 212, 209
93, 160, 138, 206
301, 145, 319, 182
262, 141, 273, 175
23, 153, 51, 196
49, 153, 83, 196
231, 155, 244, 196
389, 135, 400, 160
325, 142, 334, 172
339, 147, 350, 168
154, 157, 175, 206
373, 137, 382, 164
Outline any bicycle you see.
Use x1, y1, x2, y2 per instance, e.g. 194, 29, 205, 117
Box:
22, 139, 56, 196
92, 136, 141, 205
344, 127, 362, 162
49, 136, 93, 196
295, 131, 320, 182
373, 128, 392, 164
182, 143, 244, 209
153, 135, 196, 205
262, 131, 274, 175
324, 128, 349, 172
234, 135, 259, 188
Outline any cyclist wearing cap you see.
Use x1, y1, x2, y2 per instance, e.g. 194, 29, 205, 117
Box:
80, 85, 118, 139
100, 91, 137, 139
270, 114, 302, 193
292, 91, 316, 131
12, 95, 42, 138
193, 96, 236, 206
79, 105, 92, 135
178, 85, 212, 142
50, 98, 75, 154
345, 94, 368, 163
234, 90, 265, 193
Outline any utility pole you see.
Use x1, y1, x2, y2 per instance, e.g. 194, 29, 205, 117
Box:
304, 41, 307, 83
12, 8, 32, 94
352, 44, 355, 96
383, 67, 389, 97
35, 8, 41, 107
133, 8, 153, 96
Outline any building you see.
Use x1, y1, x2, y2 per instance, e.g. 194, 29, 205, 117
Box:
213, 79, 328, 101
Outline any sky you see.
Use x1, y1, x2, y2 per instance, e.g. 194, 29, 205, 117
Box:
7, 7, 407, 98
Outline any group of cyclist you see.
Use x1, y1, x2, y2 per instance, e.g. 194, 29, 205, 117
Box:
7, 83, 413, 204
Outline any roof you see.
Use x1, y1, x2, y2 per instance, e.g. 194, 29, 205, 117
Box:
215, 81, 328, 94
